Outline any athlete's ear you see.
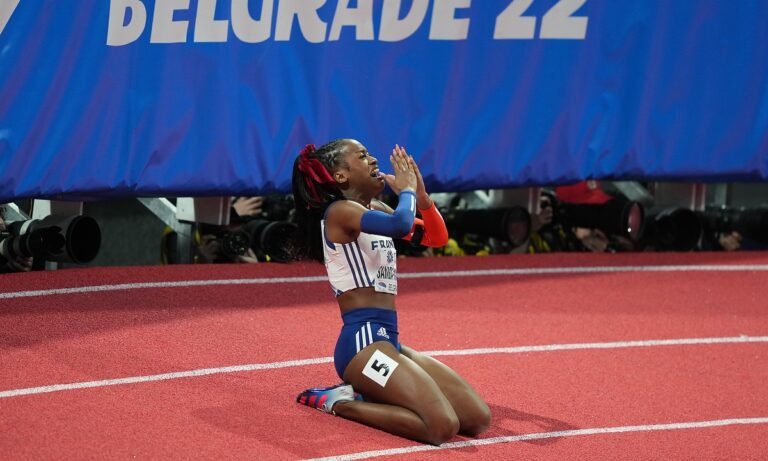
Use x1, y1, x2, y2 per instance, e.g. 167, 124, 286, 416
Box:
334, 169, 349, 185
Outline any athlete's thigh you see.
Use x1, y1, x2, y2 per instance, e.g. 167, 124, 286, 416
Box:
343, 341, 456, 420
400, 345, 490, 429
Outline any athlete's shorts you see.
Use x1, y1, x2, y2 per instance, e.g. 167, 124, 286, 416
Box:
334, 307, 400, 379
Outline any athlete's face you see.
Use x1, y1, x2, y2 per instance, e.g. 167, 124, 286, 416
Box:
336, 140, 385, 194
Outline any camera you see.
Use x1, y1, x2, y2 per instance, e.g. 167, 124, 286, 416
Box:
0, 215, 101, 264
217, 228, 253, 260
642, 208, 702, 251
698, 205, 768, 245
203, 216, 298, 263
443, 207, 532, 248
259, 195, 294, 221
242, 218, 298, 262
545, 192, 645, 242
235, 195, 297, 262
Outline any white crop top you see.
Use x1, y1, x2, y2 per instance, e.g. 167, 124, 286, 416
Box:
321, 219, 398, 296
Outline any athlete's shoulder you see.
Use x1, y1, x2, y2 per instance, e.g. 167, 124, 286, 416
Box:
325, 200, 368, 234
326, 199, 367, 217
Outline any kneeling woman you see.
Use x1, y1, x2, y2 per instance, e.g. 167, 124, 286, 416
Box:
292, 140, 490, 445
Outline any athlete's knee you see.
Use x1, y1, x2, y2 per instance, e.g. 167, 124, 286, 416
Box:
424, 411, 460, 445
460, 403, 491, 437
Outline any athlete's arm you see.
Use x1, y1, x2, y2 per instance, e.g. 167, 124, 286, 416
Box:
358, 145, 418, 238
370, 195, 447, 247
359, 190, 416, 238
326, 146, 417, 242
374, 194, 449, 247
325, 190, 416, 242
402, 202, 450, 247
397, 147, 449, 247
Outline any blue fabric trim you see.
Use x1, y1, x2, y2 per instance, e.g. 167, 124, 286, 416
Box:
344, 243, 365, 286
341, 244, 361, 288
345, 243, 369, 288
354, 241, 374, 285
335, 308, 400, 378
359, 190, 416, 238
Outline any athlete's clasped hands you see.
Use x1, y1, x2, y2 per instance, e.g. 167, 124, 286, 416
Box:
382, 145, 418, 196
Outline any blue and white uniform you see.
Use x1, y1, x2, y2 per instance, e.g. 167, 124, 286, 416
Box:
321, 221, 399, 296
324, 192, 416, 379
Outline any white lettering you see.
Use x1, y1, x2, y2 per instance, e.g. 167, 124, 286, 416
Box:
0, 0, 21, 36
150, 0, 190, 43
329, 0, 374, 41
194, 0, 229, 42
379, 0, 428, 42
493, 0, 535, 39
429, 0, 471, 40
275, 0, 327, 43
495, 0, 589, 40
102, 0, 588, 45
107, 0, 147, 46
540, 0, 588, 39
231, 0, 274, 43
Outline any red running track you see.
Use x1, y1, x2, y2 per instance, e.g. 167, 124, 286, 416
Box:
1, 252, 767, 459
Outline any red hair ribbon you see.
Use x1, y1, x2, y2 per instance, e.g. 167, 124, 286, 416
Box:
297, 144, 336, 202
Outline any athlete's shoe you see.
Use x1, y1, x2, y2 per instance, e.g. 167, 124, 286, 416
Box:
296, 383, 356, 414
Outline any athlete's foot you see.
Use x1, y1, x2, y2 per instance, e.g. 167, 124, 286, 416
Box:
296, 383, 356, 415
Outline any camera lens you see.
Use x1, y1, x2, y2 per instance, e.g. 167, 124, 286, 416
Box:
219, 231, 251, 258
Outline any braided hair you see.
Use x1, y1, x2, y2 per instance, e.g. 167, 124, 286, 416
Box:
291, 139, 350, 262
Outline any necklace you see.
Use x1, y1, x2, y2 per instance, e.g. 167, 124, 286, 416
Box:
346, 197, 371, 209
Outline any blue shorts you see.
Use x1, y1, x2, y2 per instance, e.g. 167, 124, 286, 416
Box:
334, 307, 401, 379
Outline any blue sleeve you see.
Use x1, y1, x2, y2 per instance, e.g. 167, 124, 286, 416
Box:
360, 190, 416, 238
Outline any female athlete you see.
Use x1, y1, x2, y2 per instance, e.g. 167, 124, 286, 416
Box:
292, 139, 490, 445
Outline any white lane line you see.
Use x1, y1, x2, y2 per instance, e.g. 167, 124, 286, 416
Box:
306, 417, 768, 461
0, 357, 333, 399
423, 335, 768, 356
1, 335, 766, 399
1, 264, 767, 299
0, 276, 328, 299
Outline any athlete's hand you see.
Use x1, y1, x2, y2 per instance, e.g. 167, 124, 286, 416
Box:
383, 145, 417, 195
401, 146, 433, 209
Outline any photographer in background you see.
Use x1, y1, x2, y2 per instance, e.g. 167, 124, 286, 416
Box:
527, 191, 584, 253
229, 194, 297, 262
194, 195, 267, 264
527, 182, 638, 253
163, 195, 297, 264
195, 223, 260, 264
0, 205, 34, 273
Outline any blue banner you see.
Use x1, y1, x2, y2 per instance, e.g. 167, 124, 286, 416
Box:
1, 1, 767, 201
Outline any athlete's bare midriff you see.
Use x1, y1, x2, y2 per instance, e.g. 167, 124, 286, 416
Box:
337, 287, 396, 314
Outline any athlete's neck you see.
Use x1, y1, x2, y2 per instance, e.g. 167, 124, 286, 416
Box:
344, 194, 371, 209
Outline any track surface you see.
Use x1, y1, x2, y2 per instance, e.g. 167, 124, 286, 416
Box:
1, 252, 767, 459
